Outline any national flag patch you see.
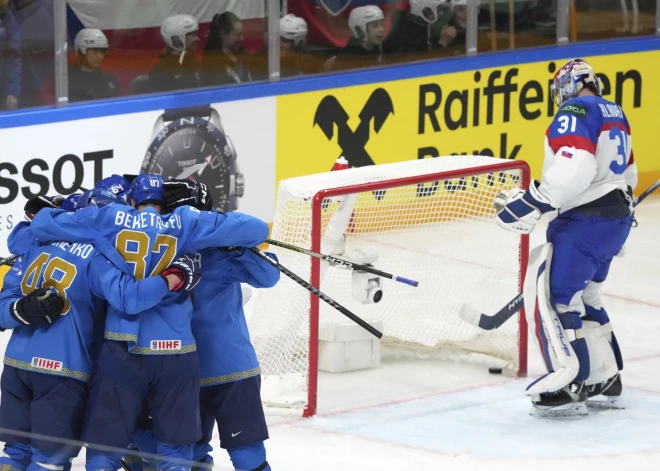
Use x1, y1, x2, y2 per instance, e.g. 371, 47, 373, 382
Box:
561, 150, 573, 159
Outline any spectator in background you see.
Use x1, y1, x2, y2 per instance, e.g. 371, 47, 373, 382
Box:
279, 13, 310, 77
384, 0, 451, 53
149, 14, 202, 93
0, 0, 21, 110
201, 12, 253, 86
69, 29, 118, 103
439, 0, 467, 49
324, 6, 385, 72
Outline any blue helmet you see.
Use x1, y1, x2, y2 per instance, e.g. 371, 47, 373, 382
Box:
128, 174, 165, 207
95, 174, 131, 204
60, 193, 82, 212
77, 188, 121, 210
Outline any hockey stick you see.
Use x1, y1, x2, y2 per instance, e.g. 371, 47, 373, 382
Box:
249, 248, 383, 339
265, 239, 419, 287
459, 180, 660, 331
0, 254, 17, 267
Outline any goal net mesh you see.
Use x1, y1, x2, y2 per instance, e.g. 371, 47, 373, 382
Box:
248, 156, 528, 410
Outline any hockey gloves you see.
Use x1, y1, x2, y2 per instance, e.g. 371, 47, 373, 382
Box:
162, 179, 213, 212
495, 180, 554, 234
24, 195, 65, 221
162, 253, 202, 293
11, 288, 64, 327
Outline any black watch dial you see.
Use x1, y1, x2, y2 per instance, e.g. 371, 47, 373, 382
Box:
142, 117, 235, 212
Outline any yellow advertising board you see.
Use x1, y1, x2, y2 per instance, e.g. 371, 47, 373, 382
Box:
277, 50, 659, 192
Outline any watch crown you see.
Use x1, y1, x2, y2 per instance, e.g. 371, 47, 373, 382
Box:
235, 173, 245, 198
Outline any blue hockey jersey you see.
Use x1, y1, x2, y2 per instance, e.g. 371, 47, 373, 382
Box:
7, 222, 39, 256
541, 95, 637, 211
0, 241, 170, 382
30, 205, 269, 354
192, 249, 280, 387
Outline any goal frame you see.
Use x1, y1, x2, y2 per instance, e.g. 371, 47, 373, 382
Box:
304, 159, 531, 417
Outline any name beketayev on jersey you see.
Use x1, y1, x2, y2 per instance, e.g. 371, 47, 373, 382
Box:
30, 204, 269, 355
0, 240, 170, 382
192, 249, 280, 386
542, 95, 637, 211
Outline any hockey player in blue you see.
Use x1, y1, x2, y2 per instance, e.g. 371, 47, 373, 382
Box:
495, 59, 636, 416
29, 174, 269, 471
126, 178, 280, 471
0, 188, 200, 471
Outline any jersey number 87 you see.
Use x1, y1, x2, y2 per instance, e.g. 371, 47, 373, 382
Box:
116, 230, 178, 280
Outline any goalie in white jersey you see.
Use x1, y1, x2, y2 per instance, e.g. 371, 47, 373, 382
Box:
495, 58, 636, 416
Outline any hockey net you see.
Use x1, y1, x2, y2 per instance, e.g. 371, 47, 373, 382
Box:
248, 156, 530, 416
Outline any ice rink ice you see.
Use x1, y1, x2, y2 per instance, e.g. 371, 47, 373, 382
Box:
0, 200, 658, 470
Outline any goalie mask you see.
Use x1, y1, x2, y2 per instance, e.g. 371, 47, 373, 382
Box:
550, 58, 602, 107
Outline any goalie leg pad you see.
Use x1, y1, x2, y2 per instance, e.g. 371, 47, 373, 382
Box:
523, 244, 584, 396
583, 304, 623, 373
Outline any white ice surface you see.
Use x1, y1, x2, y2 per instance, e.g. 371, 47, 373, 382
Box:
1, 200, 659, 471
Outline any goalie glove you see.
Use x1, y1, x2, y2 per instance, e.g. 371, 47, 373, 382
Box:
11, 288, 64, 327
495, 180, 554, 234
162, 179, 213, 211
24, 195, 65, 221
162, 253, 202, 293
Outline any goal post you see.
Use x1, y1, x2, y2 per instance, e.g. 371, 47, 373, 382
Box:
249, 156, 531, 417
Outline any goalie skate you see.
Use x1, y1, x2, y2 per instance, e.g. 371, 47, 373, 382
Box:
531, 382, 588, 417
587, 374, 624, 410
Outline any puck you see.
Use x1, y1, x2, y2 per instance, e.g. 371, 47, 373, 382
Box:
488, 367, 503, 375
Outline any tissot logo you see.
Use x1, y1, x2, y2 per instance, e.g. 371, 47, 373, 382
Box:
313, 88, 394, 169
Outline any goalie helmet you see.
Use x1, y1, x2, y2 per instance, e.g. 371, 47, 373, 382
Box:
410, 0, 447, 23
348, 6, 384, 39
77, 188, 121, 210
161, 14, 199, 51
74, 28, 109, 54
550, 58, 602, 107
128, 174, 165, 207
280, 14, 308, 45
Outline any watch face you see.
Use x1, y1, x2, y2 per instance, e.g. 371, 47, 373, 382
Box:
142, 117, 235, 212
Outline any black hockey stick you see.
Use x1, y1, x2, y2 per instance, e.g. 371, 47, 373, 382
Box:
249, 248, 383, 339
0, 254, 17, 267
459, 180, 660, 331
266, 239, 419, 287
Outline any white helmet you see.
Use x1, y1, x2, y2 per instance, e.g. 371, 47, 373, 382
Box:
74, 28, 108, 54
161, 14, 199, 51
348, 6, 385, 39
280, 14, 308, 44
551, 58, 602, 107
410, 0, 447, 23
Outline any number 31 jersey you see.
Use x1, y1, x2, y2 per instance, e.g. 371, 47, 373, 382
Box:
541, 95, 637, 211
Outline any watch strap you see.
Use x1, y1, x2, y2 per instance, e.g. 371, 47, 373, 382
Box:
163, 105, 212, 122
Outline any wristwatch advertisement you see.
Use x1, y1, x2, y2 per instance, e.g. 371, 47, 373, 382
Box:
141, 105, 244, 213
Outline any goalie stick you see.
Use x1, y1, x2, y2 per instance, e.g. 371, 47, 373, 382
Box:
249, 248, 383, 339
265, 239, 419, 287
459, 179, 660, 331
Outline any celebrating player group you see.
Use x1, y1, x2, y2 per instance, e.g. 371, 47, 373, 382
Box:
0, 174, 278, 471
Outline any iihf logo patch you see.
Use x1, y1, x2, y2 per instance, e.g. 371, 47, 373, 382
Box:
32, 357, 63, 371
150, 340, 182, 351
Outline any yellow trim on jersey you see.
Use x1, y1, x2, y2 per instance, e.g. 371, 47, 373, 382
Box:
3, 357, 91, 383
200, 366, 261, 387
130, 343, 197, 355
0, 463, 25, 471
104, 331, 138, 342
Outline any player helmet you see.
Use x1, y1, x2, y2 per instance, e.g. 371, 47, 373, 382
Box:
60, 193, 82, 212
161, 14, 199, 51
280, 14, 308, 45
74, 28, 109, 54
76, 188, 121, 210
348, 6, 385, 39
410, 0, 447, 23
128, 174, 165, 207
550, 58, 602, 107
95, 174, 130, 204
